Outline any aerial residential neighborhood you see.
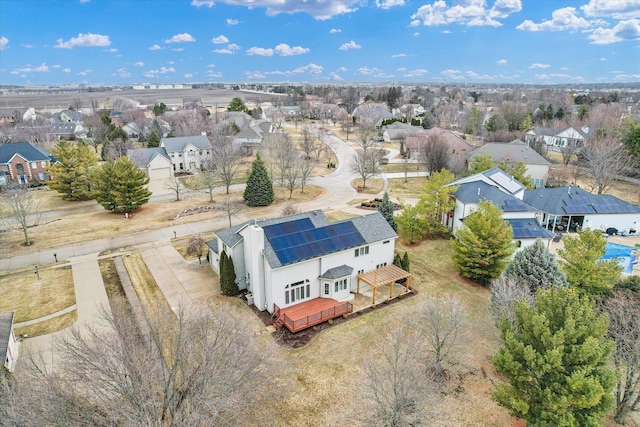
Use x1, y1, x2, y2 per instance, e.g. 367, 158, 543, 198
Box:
2, 0, 640, 426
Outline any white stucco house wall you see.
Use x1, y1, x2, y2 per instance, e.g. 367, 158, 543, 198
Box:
207, 210, 398, 314
160, 135, 212, 173
0, 311, 19, 373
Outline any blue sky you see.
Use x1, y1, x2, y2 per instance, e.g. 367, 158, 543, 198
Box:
1, 0, 639, 85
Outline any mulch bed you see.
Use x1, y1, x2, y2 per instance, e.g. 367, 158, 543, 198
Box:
243, 289, 418, 349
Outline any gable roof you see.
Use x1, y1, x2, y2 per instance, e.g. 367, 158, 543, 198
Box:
449, 167, 525, 196
454, 181, 536, 213
319, 265, 354, 280
466, 140, 550, 165
0, 141, 52, 163
127, 147, 170, 168
161, 135, 211, 152
524, 187, 640, 215
0, 311, 14, 366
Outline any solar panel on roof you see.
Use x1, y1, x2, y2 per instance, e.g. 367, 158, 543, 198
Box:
489, 171, 522, 194
263, 218, 314, 239
563, 205, 590, 214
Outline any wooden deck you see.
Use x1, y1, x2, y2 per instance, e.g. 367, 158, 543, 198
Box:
272, 298, 353, 333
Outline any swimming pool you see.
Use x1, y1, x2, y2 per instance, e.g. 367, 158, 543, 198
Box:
602, 242, 638, 275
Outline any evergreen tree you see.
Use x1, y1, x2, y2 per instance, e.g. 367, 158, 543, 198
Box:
220, 251, 239, 296
227, 97, 249, 114
493, 287, 616, 426
147, 130, 160, 148
393, 253, 402, 268
504, 239, 568, 292
418, 169, 457, 238
243, 153, 274, 207
557, 229, 622, 297
401, 251, 410, 272
451, 200, 514, 286
468, 154, 493, 174
377, 192, 397, 231
49, 141, 97, 201
90, 157, 151, 213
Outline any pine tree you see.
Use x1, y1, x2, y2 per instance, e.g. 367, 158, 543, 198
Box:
468, 154, 494, 174
503, 239, 567, 292
393, 253, 402, 268
401, 251, 410, 272
451, 200, 514, 286
90, 157, 151, 213
493, 287, 616, 426
243, 153, 274, 207
220, 252, 239, 296
147, 130, 160, 148
377, 192, 397, 231
557, 229, 623, 296
418, 169, 457, 238
49, 141, 97, 201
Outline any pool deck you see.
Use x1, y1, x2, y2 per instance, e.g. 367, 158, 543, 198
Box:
549, 234, 640, 276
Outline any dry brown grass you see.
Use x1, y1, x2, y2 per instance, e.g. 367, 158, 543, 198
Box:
172, 232, 217, 259
381, 162, 423, 173
350, 177, 384, 195
389, 177, 426, 199
122, 252, 174, 322
0, 266, 75, 323
15, 310, 77, 338
0, 184, 325, 258
266, 239, 512, 426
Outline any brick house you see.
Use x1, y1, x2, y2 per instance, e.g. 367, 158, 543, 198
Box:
0, 141, 55, 186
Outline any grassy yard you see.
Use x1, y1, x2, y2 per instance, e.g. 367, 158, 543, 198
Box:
122, 252, 175, 323
350, 177, 384, 195
172, 231, 217, 260
15, 311, 77, 338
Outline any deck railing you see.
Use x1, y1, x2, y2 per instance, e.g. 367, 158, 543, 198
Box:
273, 301, 353, 333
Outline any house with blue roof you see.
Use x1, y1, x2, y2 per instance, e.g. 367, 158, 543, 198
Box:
446, 167, 555, 249
0, 141, 55, 186
207, 210, 409, 331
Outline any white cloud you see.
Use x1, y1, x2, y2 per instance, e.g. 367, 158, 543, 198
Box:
0, 36, 8, 50
404, 68, 428, 77
339, 40, 361, 50
337, 66, 348, 72
12, 63, 49, 73
172, 48, 185, 52
291, 63, 323, 74
275, 43, 310, 56
143, 67, 176, 78
149, 44, 162, 50
496, 59, 507, 65
191, 0, 215, 6
376, 0, 404, 9
211, 35, 229, 44
51, 64, 61, 69
614, 72, 640, 79
214, 43, 240, 54
357, 66, 381, 75
227, 18, 239, 25
246, 47, 274, 56
55, 32, 111, 49
411, 0, 520, 27
105, 48, 118, 53
63, 68, 71, 73
516, 7, 593, 31
77, 69, 92, 76
165, 33, 195, 43
588, 19, 640, 44
22, 44, 34, 48
207, 70, 223, 78
134, 61, 144, 67
529, 63, 551, 69
115, 68, 130, 78
329, 72, 344, 81
245, 71, 266, 79
184, 73, 193, 78
582, 0, 640, 19
330, 28, 341, 33
441, 69, 464, 79
392, 53, 407, 58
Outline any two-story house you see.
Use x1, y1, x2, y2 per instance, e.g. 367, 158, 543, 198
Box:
0, 141, 55, 186
160, 135, 212, 173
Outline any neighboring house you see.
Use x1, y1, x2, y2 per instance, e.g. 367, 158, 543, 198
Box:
57, 109, 85, 123
127, 147, 173, 180
160, 135, 212, 173
207, 210, 407, 331
446, 167, 554, 249
157, 98, 184, 111
0, 311, 19, 372
397, 103, 426, 119
381, 122, 424, 142
405, 127, 483, 171
525, 126, 592, 149
231, 120, 273, 155
122, 122, 142, 140
524, 186, 640, 234
465, 139, 551, 188
352, 102, 395, 126
279, 106, 303, 121
309, 103, 349, 122
0, 141, 55, 185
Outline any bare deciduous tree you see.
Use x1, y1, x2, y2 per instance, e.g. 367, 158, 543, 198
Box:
196, 158, 218, 202
299, 126, 319, 160
604, 291, 640, 424
418, 135, 450, 174
3, 300, 271, 426
164, 176, 188, 201
219, 195, 244, 227
581, 135, 636, 194
354, 121, 378, 154
489, 275, 534, 330
210, 130, 243, 194
187, 234, 206, 264
0, 184, 42, 246
350, 150, 381, 190
559, 140, 578, 166
363, 328, 437, 426
280, 204, 300, 216
170, 108, 212, 137
412, 296, 469, 378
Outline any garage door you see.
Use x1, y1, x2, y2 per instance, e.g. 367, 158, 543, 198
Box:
149, 167, 172, 179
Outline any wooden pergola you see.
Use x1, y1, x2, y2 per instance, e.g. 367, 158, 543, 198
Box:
356, 264, 413, 306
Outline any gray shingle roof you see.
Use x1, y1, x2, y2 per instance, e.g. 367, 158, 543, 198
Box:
319, 265, 354, 280
506, 218, 555, 240
466, 140, 550, 165
524, 187, 640, 215
350, 212, 398, 243
455, 182, 536, 212
0, 141, 52, 163
0, 311, 15, 366
127, 147, 170, 168
161, 135, 211, 152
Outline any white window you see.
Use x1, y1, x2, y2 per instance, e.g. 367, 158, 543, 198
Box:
188, 151, 195, 157
324, 283, 330, 295
334, 279, 347, 292
376, 263, 387, 269
41, 161, 46, 167
354, 246, 369, 257
285, 280, 310, 304
31, 162, 37, 169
